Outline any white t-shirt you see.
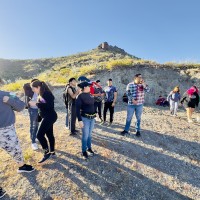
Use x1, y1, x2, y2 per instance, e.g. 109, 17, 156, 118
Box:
30, 93, 38, 109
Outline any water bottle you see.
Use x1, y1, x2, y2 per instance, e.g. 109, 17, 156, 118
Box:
9, 92, 16, 98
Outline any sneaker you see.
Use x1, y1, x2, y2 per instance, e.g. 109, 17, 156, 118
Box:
32, 143, 38, 150
188, 119, 193, 123
0, 187, 6, 198
121, 130, 128, 136
74, 130, 79, 133
87, 148, 94, 156
17, 164, 35, 173
107, 122, 112, 127
50, 152, 56, 158
82, 151, 88, 159
136, 131, 141, 137
38, 153, 51, 163
100, 121, 106, 125
100, 118, 103, 123
70, 131, 77, 136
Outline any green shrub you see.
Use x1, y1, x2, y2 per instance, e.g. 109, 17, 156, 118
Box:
106, 59, 134, 70
1, 79, 30, 91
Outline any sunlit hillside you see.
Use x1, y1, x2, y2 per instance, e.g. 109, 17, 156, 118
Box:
0, 42, 200, 93
0, 43, 139, 82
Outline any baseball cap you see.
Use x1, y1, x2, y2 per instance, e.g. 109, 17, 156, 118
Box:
78, 81, 92, 89
77, 76, 90, 82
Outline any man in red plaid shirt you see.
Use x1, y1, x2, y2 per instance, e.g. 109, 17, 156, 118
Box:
121, 74, 149, 136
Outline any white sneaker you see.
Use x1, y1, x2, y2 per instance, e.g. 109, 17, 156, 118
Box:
188, 119, 193, 123
32, 143, 38, 150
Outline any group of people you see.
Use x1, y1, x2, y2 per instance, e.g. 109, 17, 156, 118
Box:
0, 78, 58, 197
63, 77, 117, 158
166, 85, 199, 122
0, 74, 199, 198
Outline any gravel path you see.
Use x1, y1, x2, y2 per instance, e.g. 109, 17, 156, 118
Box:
0, 104, 200, 200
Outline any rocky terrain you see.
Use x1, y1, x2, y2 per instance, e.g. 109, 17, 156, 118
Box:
0, 89, 200, 199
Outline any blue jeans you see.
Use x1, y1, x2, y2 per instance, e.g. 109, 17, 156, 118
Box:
66, 109, 68, 127
124, 104, 143, 132
81, 117, 95, 153
28, 108, 39, 143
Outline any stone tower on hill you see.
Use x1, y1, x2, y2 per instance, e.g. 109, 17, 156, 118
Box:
98, 42, 109, 50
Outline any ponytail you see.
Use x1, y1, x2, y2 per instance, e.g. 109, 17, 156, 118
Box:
31, 80, 52, 96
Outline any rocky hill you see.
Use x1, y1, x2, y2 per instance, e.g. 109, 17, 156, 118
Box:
0, 42, 138, 82
0, 42, 200, 104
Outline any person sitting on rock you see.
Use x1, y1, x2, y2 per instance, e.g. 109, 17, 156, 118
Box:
156, 95, 169, 107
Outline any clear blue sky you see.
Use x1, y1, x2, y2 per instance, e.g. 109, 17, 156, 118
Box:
0, 0, 200, 63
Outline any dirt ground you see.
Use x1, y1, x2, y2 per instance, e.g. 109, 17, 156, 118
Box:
0, 103, 200, 200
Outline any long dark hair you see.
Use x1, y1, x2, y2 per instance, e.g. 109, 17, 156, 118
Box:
31, 80, 52, 96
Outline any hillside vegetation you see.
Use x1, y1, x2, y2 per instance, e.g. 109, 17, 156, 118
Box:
0, 43, 200, 92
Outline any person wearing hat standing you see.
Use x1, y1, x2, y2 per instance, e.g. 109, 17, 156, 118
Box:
76, 81, 96, 159
102, 78, 117, 126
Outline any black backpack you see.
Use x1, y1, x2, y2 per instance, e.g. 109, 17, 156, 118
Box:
122, 93, 128, 103
63, 84, 69, 108
63, 85, 75, 108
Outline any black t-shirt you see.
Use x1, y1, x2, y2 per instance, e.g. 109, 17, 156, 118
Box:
76, 92, 95, 121
94, 87, 104, 102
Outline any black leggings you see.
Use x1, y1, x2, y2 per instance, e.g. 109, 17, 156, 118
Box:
37, 114, 57, 152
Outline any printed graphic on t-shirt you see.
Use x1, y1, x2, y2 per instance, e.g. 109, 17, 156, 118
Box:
94, 88, 104, 102
104, 86, 117, 102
